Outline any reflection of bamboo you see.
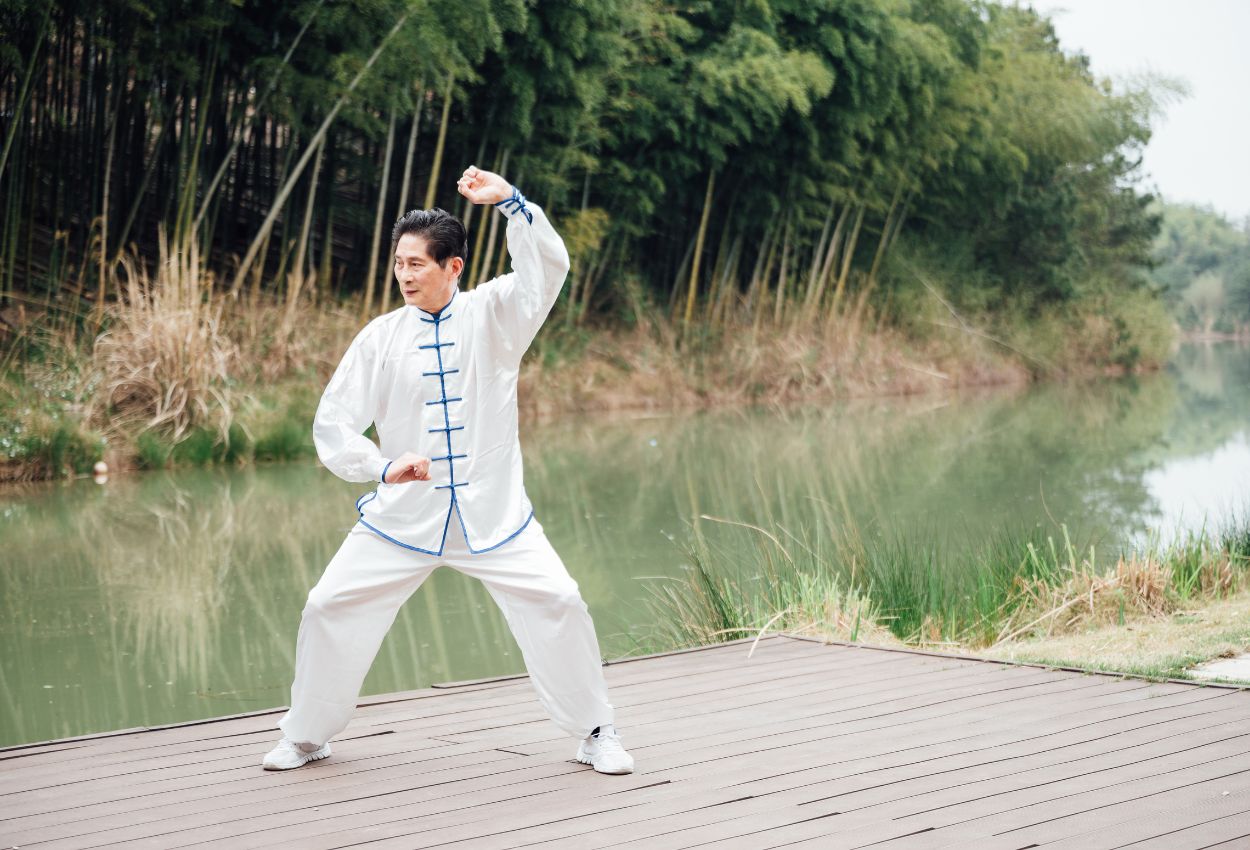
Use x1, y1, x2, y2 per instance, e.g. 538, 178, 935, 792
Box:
420, 574, 450, 679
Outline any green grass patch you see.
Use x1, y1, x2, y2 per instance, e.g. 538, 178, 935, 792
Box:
642, 508, 1250, 673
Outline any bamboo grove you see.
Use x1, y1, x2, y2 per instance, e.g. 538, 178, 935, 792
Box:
0, 0, 1170, 335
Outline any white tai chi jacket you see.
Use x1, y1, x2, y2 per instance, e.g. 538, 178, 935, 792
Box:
312, 187, 569, 554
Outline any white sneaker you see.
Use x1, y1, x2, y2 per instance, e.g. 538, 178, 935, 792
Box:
262, 736, 331, 770
575, 724, 634, 774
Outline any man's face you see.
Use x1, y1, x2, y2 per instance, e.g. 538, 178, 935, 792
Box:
394, 233, 463, 313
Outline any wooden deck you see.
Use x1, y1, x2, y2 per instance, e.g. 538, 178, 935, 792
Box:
3, 634, 1250, 849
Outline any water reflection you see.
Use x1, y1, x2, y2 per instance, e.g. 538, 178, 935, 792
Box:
1, 342, 1246, 747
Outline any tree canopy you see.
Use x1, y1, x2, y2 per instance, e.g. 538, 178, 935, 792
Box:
0, 0, 1175, 330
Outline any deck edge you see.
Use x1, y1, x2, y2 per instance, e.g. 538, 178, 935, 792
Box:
776, 632, 1250, 691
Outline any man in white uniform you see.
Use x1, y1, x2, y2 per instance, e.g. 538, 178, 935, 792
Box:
262, 165, 633, 775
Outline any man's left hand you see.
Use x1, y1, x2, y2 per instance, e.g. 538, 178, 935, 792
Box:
456, 165, 512, 206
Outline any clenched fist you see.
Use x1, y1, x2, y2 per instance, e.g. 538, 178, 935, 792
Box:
456, 165, 512, 206
384, 452, 431, 484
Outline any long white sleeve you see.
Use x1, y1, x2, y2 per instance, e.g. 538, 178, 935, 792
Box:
312, 322, 392, 484
476, 187, 571, 361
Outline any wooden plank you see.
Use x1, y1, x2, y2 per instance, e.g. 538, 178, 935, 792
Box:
0, 675, 1105, 850
2, 675, 1210, 845
229, 694, 1240, 850
637, 760, 1250, 850
0, 655, 995, 835
1, 637, 1247, 850
495, 694, 1242, 850
0, 647, 896, 797
945, 772, 1250, 849
813, 753, 1250, 850
1041, 806, 1250, 849
0, 636, 808, 762
416, 657, 1032, 748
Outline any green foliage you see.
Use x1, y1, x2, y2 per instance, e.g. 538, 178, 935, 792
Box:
135, 431, 173, 470
1151, 202, 1250, 332
254, 414, 312, 462
168, 423, 252, 466
6, 419, 103, 478
0, 356, 104, 478
3, 0, 1177, 376
244, 385, 318, 462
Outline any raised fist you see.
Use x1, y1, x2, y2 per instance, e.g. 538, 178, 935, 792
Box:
456, 165, 512, 206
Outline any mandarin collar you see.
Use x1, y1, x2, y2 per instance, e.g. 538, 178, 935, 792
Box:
413, 288, 459, 320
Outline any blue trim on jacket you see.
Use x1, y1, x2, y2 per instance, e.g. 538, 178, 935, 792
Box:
354, 287, 534, 555
355, 508, 534, 556
494, 185, 533, 224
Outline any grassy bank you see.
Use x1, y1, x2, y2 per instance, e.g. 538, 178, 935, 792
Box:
0, 237, 1175, 482
640, 511, 1250, 682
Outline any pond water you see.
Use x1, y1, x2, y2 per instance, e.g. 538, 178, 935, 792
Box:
1, 342, 1246, 747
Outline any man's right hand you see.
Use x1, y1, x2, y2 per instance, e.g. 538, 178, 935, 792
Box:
384, 452, 431, 484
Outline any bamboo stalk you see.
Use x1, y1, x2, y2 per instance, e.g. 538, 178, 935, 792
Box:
0, 3, 51, 188
382, 80, 425, 314
682, 167, 716, 332
711, 233, 743, 329
751, 218, 783, 335
866, 182, 904, 287
284, 136, 325, 334
192, 0, 325, 234
114, 90, 170, 254
229, 11, 413, 297
422, 73, 455, 210
292, 137, 324, 292
801, 204, 835, 319
829, 203, 865, 317
360, 108, 397, 319
744, 218, 777, 317
96, 79, 119, 323
810, 201, 851, 315
174, 33, 220, 247
702, 213, 733, 325
773, 211, 793, 326
474, 152, 512, 287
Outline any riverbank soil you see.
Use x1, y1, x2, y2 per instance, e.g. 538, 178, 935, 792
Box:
971, 588, 1250, 684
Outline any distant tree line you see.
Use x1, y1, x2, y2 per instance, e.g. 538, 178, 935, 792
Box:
1150, 202, 1250, 335
0, 0, 1171, 330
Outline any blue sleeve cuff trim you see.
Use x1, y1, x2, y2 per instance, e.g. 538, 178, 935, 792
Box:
494, 186, 533, 224
380, 460, 393, 484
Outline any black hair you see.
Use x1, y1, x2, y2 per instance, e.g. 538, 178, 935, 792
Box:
390, 207, 468, 268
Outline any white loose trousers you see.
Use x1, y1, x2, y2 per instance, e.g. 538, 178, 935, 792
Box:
277, 514, 616, 746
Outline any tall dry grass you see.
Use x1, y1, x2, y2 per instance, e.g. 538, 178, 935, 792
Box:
89, 229, 238, 443
80, 228, 360, 457
519, 306, 1025, 421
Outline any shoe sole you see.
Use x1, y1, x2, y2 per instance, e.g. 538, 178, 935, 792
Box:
263, 746, 331, 771
575, 751, 633, 775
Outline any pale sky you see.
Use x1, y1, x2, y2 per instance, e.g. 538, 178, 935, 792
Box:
1039, 0, 1250, 222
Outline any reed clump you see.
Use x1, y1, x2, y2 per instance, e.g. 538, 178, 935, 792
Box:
0, 228, 361, 475
643, 511, 1250, 658
994, 523, 1246, 646
89, 229, 237, 444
